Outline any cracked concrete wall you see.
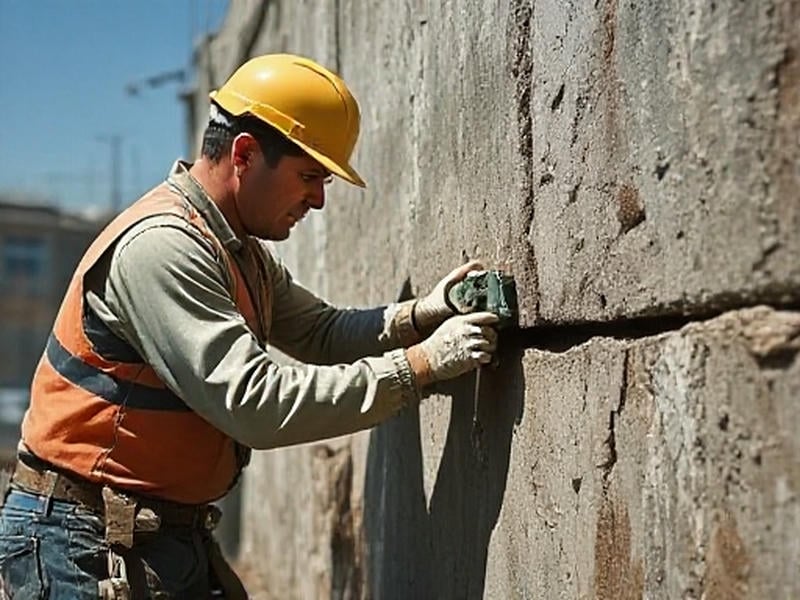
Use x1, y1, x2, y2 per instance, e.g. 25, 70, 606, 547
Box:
479, 307, 800, 599
191, 1, 799, 598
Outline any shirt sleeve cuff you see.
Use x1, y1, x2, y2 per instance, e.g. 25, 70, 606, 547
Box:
385, 348, 421, 407
379, 300, 422, 348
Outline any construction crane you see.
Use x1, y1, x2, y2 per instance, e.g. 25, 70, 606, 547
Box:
124, 69, 186, 97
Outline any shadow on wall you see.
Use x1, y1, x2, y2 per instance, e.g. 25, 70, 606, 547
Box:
363, 286, 525, 599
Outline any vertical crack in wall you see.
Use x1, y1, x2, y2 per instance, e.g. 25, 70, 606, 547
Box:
751, 0, 782, 276
507, 0, 541, 321
756, 0, 799, 277
599, 347, 629, 483
508, 0, 533, 208
408, 7, 427, 265
593, 347, 644, 600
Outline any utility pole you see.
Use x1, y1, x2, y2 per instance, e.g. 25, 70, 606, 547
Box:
96, 134, 123, 214
124, 68, 189, 156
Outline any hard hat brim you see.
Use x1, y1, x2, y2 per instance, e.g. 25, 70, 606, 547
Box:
292, 139, 366, 189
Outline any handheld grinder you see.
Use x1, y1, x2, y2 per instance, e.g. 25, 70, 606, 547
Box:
446, 269, 519, 328
446, 269, 518, 446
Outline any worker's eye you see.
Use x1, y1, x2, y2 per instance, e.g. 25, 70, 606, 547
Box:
299, 171, 333, 185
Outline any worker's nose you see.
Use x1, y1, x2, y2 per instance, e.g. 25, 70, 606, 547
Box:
307, 186, 325, 210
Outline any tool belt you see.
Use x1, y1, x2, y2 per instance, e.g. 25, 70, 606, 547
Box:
10, 459, 219, 539
11, 458, 246, 599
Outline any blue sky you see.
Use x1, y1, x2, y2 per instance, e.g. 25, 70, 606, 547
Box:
0, 1, 228, 215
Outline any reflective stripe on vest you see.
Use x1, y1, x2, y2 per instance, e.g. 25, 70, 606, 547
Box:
45, 333, 190, 412
22, 181, 267, 504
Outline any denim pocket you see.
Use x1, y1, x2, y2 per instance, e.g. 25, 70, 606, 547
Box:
0, 535, 46, 599
65, 507, 105, 537
64, 510, 107, 582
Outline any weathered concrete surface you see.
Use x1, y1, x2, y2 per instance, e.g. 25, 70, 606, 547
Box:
188, 1, 800, 598
360, 307, 800, 599
526, 0, 800, 324
197, 0, 800, 327
234, 306, 800, 599
477, 307, 800, 599
236, 438, 366, 599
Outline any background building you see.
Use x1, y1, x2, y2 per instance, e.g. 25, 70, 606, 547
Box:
0, 196, 105, 462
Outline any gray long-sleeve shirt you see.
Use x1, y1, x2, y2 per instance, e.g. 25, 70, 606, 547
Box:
84, 162, 420, 450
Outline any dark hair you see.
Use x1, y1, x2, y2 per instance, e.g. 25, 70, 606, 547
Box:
200, 107, 305, 166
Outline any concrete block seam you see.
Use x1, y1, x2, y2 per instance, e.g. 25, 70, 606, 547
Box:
511, 298, 800, 355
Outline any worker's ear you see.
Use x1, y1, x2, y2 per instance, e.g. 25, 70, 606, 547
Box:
231, 133, 260, 175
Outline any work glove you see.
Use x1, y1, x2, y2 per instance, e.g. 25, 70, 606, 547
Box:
412, 260, 484, 335
405, 312, 499, 387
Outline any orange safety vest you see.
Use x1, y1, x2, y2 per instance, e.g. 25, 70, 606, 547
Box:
21, 180, 267, 504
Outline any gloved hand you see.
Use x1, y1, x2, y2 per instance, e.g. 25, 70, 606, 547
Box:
405, 312, 499, 387
412, 260, 484, 335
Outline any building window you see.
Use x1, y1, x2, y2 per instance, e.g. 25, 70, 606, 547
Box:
2, 236, 49, 296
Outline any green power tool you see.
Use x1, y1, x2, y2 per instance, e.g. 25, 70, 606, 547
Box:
446, 269, 518, 327
446, 269, 518, 456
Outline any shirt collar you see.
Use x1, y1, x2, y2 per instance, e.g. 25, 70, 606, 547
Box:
166, 160, 243, 253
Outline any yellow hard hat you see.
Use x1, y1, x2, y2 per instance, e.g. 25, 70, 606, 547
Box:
210, 54, 366, 188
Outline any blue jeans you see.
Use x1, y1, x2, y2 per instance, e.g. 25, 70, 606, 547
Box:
0, 488, 213, 598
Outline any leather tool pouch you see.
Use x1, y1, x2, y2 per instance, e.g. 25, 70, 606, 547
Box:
102, 486, 138, 549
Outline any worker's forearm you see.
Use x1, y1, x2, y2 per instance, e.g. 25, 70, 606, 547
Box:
267, 254, 423, 363
185, 333, 417, 449
270, 299, 421, 365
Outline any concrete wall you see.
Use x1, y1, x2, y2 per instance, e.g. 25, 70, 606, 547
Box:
192, 1, 799, 598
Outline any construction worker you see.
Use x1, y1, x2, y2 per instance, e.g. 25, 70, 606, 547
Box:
0, 54, 498, 598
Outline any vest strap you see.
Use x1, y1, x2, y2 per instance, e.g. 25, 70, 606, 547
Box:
46, 334, 190, 412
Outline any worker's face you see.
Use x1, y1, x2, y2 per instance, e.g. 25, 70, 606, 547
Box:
234, 136, 331, 240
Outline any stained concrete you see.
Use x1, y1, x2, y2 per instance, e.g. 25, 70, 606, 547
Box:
480, 307, 800, 599
232, 307, 800, 599
189, 1, 800, 597
524, 0, 800, 324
